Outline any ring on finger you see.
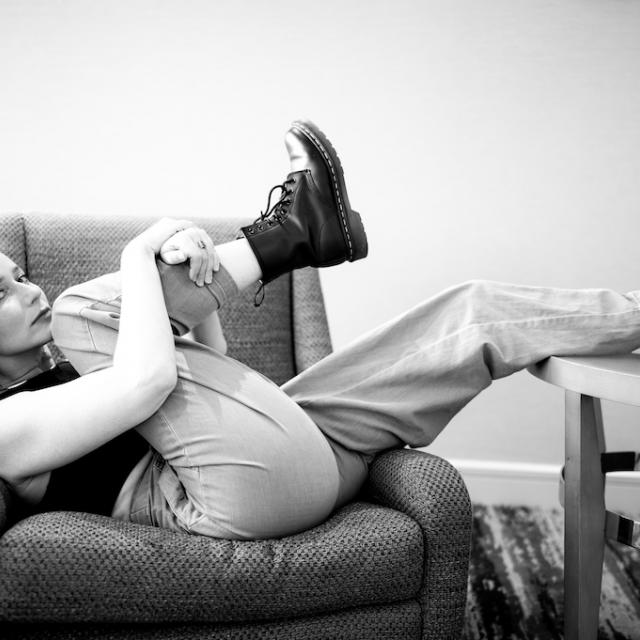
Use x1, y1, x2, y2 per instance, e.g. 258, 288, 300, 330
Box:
197, 239, 207, 250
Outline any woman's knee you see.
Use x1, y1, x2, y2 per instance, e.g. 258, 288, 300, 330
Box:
452, 279, 494, 317
458, 278, 493, 296
448, 278, 526, 332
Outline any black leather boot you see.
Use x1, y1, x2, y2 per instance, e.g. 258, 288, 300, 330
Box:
241, 120, 368, 286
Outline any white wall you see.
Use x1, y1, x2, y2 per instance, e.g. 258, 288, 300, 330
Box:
2, 0, 640, 474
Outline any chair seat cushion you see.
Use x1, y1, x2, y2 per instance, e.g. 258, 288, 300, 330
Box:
0, 502, 423, 624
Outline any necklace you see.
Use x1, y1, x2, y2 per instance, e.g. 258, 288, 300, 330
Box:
0, 362, 58, 396
0, 378, 29, 395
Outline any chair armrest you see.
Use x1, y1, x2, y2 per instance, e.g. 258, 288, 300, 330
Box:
365, 448, 472, 640
0, 478, 13, 534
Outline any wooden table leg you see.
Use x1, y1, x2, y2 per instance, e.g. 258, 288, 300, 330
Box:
563, 391, 606, 640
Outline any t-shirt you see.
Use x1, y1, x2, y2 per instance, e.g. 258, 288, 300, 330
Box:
0, 361, 148, 516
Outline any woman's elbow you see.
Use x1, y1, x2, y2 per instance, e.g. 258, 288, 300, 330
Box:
149, 366, 178, 403
120, 365, 177, 416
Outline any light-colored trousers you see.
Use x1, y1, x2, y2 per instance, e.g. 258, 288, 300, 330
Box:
52, 264, 640, 539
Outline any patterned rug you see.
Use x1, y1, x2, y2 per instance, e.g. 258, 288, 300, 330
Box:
463, 505, 640, 640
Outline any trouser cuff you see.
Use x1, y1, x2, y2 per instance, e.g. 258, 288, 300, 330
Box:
158, 261, 239, 336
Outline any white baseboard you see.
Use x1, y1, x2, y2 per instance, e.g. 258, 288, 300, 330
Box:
446, 458, 640, 518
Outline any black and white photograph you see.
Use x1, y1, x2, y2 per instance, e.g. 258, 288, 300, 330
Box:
1, 1, 640, 638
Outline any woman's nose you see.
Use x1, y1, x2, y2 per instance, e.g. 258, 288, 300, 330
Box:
23, 281, 43, 305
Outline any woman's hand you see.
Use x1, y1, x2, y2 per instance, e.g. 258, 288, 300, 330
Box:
126, 218, 197, 256
123, 218, 219, 287
159, 227, 220, 287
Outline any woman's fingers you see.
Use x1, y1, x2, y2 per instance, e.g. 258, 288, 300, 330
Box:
160, 249, 186, 265
198, 233, 220, 285
136, 218, 196, 254
183, 228, 218, 286
156, 223, 219, 287
180, 228, 205, 286
186, 238, 205, 285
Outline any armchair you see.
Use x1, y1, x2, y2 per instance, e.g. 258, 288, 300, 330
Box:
0, 213, 472, 639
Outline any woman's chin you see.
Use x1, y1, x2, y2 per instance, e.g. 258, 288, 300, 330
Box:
34, 328, 54, 348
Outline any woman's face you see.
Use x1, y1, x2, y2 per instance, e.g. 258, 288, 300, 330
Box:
0, 253, 52, 356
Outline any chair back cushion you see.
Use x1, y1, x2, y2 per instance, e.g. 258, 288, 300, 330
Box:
0, 214, 26, 271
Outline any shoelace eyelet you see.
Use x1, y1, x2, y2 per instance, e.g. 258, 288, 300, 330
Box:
251, 179, 297, 231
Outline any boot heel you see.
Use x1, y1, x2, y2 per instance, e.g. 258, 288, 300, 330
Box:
292, 120, 369, 262
346, 209, 368, 261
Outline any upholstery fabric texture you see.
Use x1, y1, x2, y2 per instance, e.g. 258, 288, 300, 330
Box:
0, 213, 472, 640
366, 449, 473, 640
0, 214, 27, 271
0, 503, 422, 623
3, 603, 422, 640
0, 481, 11, 534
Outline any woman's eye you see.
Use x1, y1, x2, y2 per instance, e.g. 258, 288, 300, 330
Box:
16, 274, 29, 283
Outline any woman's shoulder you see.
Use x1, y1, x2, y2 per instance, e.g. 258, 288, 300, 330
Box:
0, 361, 80, 482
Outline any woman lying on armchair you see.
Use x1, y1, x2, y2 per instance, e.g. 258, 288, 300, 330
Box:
2, 120, 640, 540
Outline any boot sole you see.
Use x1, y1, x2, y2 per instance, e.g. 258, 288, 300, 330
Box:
290, 120, 368, 261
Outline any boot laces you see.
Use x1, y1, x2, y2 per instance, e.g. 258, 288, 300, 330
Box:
251, 176, 296, 307
252, 176, 296, 229
253, 281, 266, 307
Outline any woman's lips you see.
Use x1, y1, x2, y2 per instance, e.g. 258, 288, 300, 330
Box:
32, 307, 51, 325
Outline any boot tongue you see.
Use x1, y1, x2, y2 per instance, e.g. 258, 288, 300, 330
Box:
285, 170, 307, 181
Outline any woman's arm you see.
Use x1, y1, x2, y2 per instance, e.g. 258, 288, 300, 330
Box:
0, 368, 170, 480
0, 218, 211, 481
